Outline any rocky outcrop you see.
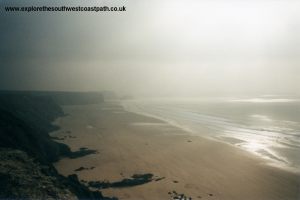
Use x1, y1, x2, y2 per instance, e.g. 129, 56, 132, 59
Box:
0, 94, 70, 163
0, 92, 116, 199
0, 149, 76, 199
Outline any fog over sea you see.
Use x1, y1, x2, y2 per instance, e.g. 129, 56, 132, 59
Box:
122, 95, 300, 172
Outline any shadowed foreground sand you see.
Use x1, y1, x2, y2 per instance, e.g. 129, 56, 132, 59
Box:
52, 103, 300, 200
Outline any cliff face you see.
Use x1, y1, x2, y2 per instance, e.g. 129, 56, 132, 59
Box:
44, 91, 105, 105
0, 92, 115, 200
0, 94, 70, 163
0, 91, 105, 163
0, 148, 77, 199
0, 91, 105, 105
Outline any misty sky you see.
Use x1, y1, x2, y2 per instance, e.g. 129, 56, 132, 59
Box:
1, 0, 300, 97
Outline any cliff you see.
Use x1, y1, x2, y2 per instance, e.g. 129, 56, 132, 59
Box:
0, 91, 116, 199
0, 90, 104, 105
0, 94, 69, 163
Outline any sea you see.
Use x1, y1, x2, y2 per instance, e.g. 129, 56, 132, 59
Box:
122, 95, 300, 172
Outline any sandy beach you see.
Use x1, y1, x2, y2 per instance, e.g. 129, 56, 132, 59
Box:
52, 102, 300, 200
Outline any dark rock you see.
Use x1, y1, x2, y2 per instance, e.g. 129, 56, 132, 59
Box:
68, 148, 97, 159
0, 149, 74, 199
75, 167, 87, 172
155, 177, 165, 181
0, 92, 116, 200
0, 94, 70, 164
88, 173, 154, 189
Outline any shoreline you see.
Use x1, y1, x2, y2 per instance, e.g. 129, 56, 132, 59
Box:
52, 102, 300, 200
121, 100, 300, 174
0, 92, 111, 199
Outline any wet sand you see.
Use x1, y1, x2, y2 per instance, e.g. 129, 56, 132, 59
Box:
52, 102, 300, 200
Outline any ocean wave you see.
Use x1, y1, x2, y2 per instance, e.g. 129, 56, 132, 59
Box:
122, 98, 300, 172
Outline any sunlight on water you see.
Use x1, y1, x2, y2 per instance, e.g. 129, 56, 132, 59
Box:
242, 141, 264, 152
251, 114, 272, 122
122, 97, 300, 172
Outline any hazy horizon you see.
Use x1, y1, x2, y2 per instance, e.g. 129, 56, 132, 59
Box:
1, 0, 300, 97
